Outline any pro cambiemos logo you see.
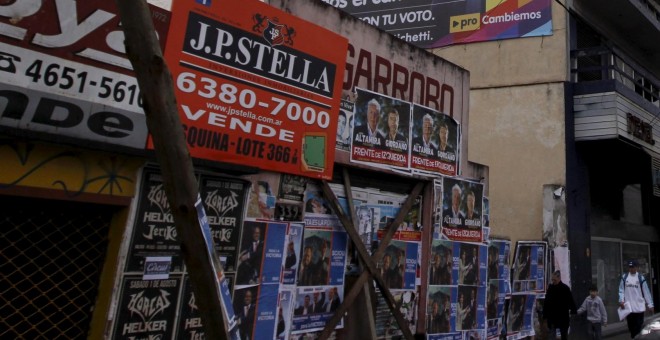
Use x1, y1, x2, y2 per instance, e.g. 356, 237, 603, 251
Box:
449, 13, 481, 33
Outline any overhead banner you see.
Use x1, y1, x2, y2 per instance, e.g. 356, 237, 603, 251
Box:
164, 0, 348, 180
325, 0, 553, 48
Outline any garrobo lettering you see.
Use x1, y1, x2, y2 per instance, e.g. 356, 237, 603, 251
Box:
184, 12, 335, 96
344, 44, 455, 115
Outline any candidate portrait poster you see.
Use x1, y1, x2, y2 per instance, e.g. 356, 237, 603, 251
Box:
275, 289, 294, 340
511, 241, 547, 294
282, 223, 304, 286
506, 294, 536, 338
291, 285, 345, 333
454, 242, 488, 287
488, 240, 511, 282
351, 88, 411, 169
429, 240, 455, 288
297, 227, 347, 287
411, 105, 460, 176
336, 100, 354, 151
199, 175, 249, 273
164, 0, 348, 180
440, 177, 484, 242
426, 285, 458, 336
378, 241, 418, 291
235, 221, 288, 286
486, 279, 508, 339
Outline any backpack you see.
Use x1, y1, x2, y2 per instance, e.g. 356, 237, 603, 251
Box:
621, 272, 647, 299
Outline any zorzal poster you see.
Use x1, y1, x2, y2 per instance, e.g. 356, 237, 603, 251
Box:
125, 168, 183, 273
111, 276, 181, 339
164, 0, 348, 179
199, 175, 249, 272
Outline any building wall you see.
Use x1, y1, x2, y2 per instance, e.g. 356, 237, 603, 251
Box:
431, 2, 569, 246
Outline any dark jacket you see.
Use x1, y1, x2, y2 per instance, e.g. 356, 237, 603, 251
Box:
543, 281, 576, 328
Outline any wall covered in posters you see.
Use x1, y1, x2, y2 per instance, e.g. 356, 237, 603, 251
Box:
323, 0, 553, 48
268, 0, 472, 179
111, 167, 250, 339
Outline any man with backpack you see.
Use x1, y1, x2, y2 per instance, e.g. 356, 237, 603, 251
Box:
618, 260, 654, 338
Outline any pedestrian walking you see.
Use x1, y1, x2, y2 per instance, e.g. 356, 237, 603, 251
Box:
618, 260, 654, 338
577, 284, 607, 339
543, 270, 577, 340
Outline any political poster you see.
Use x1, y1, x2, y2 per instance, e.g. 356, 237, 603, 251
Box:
351, 88, 411, 169
511, 241, 547, 294
486, 279, 508, 339
488, 240, 511, 282
325, 0, 553, 49
429, 240, 454, 286
297, 226, 348, 287
164, 0, 348, 179
377, 241, 418, 291
125, 168, 183, 273
199, 175, 249, 272
506, 294, 536, 338
411, 105, 460, 176
290, 286, 345, 333
336, 100, 354, 151
111, 276, 181, 339
439, 177, 484, 242
456, 285, 486, 331
235, 221, 288, 286
455, 242, 487, 288
426, 285, 457, 336
282, 223, 304, 286
275, 289, 295, 339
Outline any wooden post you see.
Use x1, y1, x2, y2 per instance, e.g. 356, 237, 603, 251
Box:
340, 169, 377, 339
113, 1, 229, 339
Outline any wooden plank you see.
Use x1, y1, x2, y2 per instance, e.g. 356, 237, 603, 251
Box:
114, 1, 229, 339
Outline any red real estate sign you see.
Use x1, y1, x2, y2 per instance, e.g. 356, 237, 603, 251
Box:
163, 0, 348, 180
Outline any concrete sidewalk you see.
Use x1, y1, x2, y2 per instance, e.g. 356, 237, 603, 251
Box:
602, 320, 631, 339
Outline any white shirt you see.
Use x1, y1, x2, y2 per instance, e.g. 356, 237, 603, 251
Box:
623, 272, 653, 312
